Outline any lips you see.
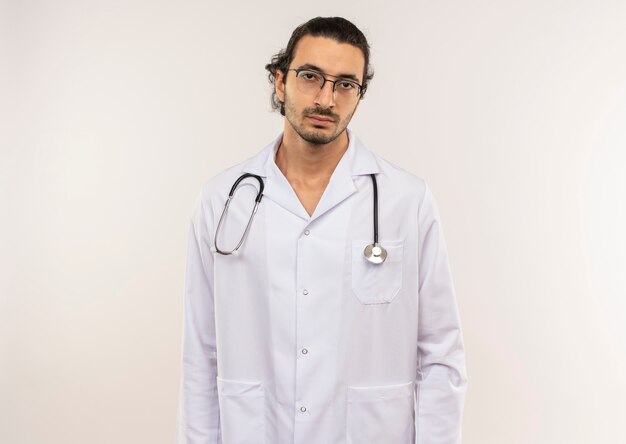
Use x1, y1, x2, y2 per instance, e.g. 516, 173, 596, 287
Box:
307, 115, 335, 123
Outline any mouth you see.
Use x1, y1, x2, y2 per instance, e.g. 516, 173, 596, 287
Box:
307, 115, 335, 125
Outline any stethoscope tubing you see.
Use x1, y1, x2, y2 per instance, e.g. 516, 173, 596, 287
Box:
212, 173, 264, 255
370, 173, 379, 245
213, 172, 386, 263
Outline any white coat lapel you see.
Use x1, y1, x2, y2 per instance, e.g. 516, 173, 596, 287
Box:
265, 164, 311, 220
309, 144, 356, 221
241, 134, 311, 221
310, 131, 380, 221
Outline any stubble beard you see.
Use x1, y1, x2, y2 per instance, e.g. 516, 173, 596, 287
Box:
283, 91, 355, 146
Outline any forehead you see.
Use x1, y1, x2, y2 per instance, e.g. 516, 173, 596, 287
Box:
291, 35, 365, 81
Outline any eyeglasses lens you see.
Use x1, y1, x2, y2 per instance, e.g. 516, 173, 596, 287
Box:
295, 70, 360, 101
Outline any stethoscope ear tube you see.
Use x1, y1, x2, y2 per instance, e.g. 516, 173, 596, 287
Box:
228, 173, 264, 202
213, 174, 264, 255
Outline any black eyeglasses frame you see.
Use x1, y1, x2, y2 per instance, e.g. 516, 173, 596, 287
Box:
287, 68, 364, 97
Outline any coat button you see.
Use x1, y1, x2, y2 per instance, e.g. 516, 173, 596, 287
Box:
302, 289, 309, 295
301, 348, 308, 355
304, 229, 310, 236
300, 406, 307, 412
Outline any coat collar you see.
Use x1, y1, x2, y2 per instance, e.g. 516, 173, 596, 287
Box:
239, 129, 380, 221
241, 128, 380, 178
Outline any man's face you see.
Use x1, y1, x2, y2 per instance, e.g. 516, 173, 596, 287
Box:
276, 35, 365, 145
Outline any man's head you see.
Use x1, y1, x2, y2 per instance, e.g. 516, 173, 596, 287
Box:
266, 17, 374, 115
265, 17, 374, 145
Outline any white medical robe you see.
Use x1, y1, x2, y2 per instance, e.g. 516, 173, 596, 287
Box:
176, 129, 467, 444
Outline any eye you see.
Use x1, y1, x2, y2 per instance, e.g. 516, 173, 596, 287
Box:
337, 81, 357, 90
298, 70, 320, 81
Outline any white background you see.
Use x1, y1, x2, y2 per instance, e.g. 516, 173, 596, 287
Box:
2, 1, 626, 443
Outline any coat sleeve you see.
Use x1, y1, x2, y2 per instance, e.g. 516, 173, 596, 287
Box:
176, 192, 221, 444
415, 182, 468, 444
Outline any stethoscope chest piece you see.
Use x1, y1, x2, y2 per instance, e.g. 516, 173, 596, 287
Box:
364, 243, 387, 264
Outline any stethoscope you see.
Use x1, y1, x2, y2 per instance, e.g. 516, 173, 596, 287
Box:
211, 173, 388, 264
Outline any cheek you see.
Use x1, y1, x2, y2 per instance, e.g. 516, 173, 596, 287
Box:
284, 89, 303, 110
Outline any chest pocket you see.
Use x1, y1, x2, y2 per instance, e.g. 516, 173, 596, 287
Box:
351, 240, 404, 304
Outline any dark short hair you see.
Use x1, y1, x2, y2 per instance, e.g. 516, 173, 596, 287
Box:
265, 17, 374, 115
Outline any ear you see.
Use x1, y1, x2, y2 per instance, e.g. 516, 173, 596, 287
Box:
275, 70, 286, 103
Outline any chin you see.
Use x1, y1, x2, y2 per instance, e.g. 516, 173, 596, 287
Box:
300, 130, 340, 145
301, 123, 348, 144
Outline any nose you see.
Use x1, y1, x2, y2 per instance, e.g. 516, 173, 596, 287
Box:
314, 79, 335, 108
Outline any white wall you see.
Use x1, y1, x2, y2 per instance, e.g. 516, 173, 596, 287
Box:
2, 1, 625, 443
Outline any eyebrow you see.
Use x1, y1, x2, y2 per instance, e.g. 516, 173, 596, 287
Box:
296, 63, 361, 83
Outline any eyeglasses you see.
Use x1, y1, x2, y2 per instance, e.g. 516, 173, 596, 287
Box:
288, 68, 363, 102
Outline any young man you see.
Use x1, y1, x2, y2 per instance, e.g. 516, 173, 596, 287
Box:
177, 17, 467, 444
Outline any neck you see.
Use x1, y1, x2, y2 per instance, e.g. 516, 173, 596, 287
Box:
275, 125, 349, 181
